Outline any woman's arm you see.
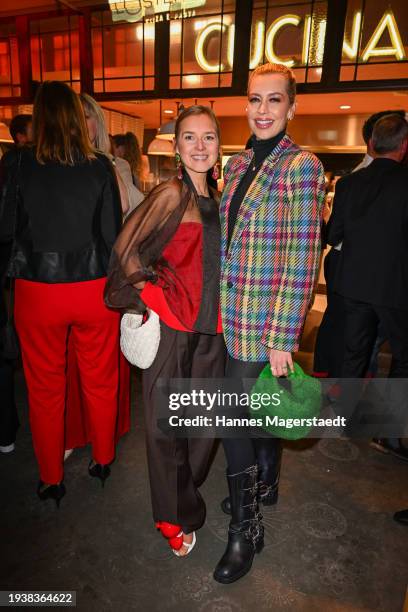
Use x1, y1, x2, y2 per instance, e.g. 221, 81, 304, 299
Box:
104, 178, 184, 311
262, 153, 325, 374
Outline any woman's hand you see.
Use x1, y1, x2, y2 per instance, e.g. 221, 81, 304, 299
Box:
134, 281, 146, 290
269, 349, 294, 377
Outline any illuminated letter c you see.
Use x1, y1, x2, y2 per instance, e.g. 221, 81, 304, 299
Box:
265, 14, 301, 68
195, 23, 227, 73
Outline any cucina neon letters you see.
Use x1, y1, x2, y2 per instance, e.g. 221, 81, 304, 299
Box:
195, 9, 406, 72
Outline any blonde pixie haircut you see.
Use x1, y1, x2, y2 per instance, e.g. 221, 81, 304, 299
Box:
79, 93, 111, 155
248, 63, 297, 105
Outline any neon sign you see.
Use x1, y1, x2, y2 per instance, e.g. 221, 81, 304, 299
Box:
195, 10, 406, 73
109, 0, 206, 23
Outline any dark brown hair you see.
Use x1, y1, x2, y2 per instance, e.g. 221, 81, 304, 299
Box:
175, 105, 220, 142
9, 114, 32, 144
248, 62, 296, 105
33, 81, 94, 165
112, 132, 142, 179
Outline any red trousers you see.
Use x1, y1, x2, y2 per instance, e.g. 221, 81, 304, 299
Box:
14, 278, 120, 484
65, 340, 130, 451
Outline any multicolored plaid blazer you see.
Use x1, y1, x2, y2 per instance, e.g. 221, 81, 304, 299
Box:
220, 135, 325, 362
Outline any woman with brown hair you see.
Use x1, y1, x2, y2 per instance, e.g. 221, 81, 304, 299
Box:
105, 105, 226, 556
61, 93, 135, 460
3, 81, 123, 505
112, 132, 143, 190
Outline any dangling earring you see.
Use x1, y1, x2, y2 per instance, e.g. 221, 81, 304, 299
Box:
175, 152, 183, 180
212, 155, 220, 181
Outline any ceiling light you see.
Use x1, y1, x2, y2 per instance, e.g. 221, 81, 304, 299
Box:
170, 22, 182, 36
136, 24, 154, 41
147, 138, 174, 156
340, 105, 351, 110
184, 75, 201, 86
0, 122, 13, 142
156, 120, 175, 140
164, 109, 174, 114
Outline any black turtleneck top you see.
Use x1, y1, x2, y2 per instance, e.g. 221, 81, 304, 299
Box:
227, 130, 285, 247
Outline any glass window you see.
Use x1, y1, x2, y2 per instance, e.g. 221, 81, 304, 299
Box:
251, 1, 328, 84
91, 10, 154, 93
0, 22, 20, 97
169, 0, 235, 90
30, 16, 80, 89
341, 0, 408, 81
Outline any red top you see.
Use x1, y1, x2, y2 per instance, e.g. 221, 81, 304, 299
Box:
141, 222, 222, 333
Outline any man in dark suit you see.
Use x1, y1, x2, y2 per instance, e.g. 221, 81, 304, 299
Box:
327, 113, 408, 458
313, 109, 406, 379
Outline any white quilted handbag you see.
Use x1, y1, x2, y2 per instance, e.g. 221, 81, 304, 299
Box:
120, 309, 161, 369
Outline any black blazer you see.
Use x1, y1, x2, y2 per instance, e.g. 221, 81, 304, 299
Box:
0, 147, 122, 283
327, 158, 408, 310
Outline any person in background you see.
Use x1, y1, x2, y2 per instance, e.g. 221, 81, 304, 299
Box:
314, 109, 406, 379
0, 193, 19, 454
327, 114, 408, 460
0, 114, 33, 453
105, 105, 226, 558
2, 81, 123, 506
215, 62, 325, 584
80, 95, 144, 217
60, 94, 133, 461
9, 114, 33, 147
112, 132, 143, 190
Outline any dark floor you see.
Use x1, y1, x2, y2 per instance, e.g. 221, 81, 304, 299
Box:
1, 308, 408, 612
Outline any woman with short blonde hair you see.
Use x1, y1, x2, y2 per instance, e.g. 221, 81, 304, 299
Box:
214, 63, 325, 583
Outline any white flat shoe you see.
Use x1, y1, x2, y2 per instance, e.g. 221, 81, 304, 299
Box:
64, 449, 74, 461
173, 531, 196, 557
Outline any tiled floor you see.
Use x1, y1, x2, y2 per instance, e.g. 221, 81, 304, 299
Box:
1, 306, 407, 612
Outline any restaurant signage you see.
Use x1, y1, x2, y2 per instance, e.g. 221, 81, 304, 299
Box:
195, 10, 405, 72
108, 0, 206, 23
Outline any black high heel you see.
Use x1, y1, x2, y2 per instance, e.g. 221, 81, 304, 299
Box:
88, 460, 110, 488
37, 481, 66, 508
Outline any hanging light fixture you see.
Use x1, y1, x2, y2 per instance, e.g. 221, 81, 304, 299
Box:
0, 122, 13, 142
156, 102, 185, 141
148, 100, 176, 155
156, 120, 176, 141
147, 138, 174, 156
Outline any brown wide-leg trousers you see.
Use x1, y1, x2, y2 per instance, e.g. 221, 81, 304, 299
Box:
142, 322, 226, 534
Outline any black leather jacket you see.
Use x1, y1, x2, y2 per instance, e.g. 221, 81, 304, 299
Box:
0, 147, 122, 283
